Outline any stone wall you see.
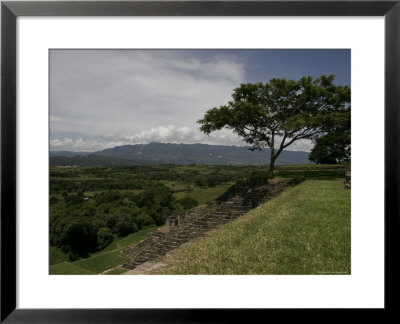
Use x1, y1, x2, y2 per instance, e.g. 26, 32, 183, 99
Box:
344, 170, 351, 189
121, 177, 304, 270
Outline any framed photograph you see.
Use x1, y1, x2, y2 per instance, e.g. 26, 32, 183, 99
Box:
1, 0, 399, 322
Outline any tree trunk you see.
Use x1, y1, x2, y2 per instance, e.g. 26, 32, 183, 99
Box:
269, 132, 276, 178
269, 155, 276, 178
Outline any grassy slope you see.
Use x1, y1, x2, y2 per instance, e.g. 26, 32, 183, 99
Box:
49, 262, 95, 275
49, 226, 158, 275
173, 183, 233, 205
159, 179, 350, 275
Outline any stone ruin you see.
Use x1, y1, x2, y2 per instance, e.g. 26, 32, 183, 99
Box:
344, 170, 351, 189
121, 177, 305, 270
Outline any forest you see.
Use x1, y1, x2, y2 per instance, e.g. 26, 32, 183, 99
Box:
49, 164, 267, 261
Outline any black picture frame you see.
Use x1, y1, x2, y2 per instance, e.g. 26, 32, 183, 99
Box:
1, 0, 399, 322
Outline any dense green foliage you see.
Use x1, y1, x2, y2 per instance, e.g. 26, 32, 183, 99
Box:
274, 166, 348, 180
49, 226, 158, 274
51, 183, 174, 258
49, 164, 349, 274
49, 164, 269, 259
309, 108, 351, 164
160, 179, 350, 274
198, 75, 350, 176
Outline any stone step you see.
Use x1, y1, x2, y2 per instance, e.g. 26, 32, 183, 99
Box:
121, 178, 305, 270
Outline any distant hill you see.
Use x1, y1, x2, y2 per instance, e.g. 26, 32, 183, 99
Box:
49, 151, 91, 158
49, 142, 311, 166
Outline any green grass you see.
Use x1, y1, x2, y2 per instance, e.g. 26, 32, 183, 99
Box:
49, 164, 351, 275
86, 226, 158, 258
49, 262, 95, 275
162, 181, 188, 192
160, 179, 350, 275
49, 246, 70, 265
117, 226, 158, 248
49, 226, 158, 275
173, 183, 232, 205
74, 250, 128, 273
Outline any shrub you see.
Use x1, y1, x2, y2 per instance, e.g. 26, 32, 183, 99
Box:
50, 196, 60, 205
61, 218, 98, 256
135, 184, 173, 208
94, 190, 122, 206
176, 196, 198, 210
97, 227, 113, 250
115, 220, 138, 237
135, 213, 155, 229
65, 194, 84, 205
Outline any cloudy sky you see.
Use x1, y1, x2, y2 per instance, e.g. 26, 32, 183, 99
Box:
50, 49, 350, 152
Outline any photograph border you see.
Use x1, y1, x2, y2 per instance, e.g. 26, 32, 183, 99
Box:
1, 0, 399, 322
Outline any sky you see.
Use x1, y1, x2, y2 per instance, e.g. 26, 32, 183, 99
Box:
50, 49, 350, 152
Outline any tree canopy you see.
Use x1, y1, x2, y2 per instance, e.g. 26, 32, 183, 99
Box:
198, 75, 351, 176
308, 108, 351, 164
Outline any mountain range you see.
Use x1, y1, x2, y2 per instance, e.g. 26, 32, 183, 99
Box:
49, 142, 311, 166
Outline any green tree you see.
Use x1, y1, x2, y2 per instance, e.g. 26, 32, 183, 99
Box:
176, 196, 199, 210
135, 213, 155, 229
309, 131, 350, 164
96, 227, 114, 250
309, 105, 350, 164
49, 196, 60, 205
115, 220, 137, 237
135, 184, 173, 208
198, 75, 350, 177
61, 218, 98, 256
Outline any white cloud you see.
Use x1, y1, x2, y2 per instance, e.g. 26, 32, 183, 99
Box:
50, 124, 313, 152
50, 125, 242, 151
50, 50, 245, 137
50, 138, 108, 152
50, 50, 314, 153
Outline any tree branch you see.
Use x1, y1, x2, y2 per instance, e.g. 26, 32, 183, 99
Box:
282, 128, 324, 149
242, 125, 272, 147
